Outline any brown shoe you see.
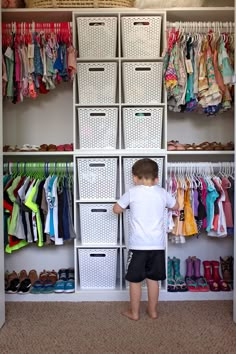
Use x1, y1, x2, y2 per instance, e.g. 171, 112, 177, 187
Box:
28, 270, 38, 286
39, 270, 48, 282
19, 270, 28, 283
5, 271, 17, 289
48, 270, 58, 285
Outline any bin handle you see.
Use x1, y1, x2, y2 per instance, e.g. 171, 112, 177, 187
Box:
133, 21, 150, 26
91, 209, 107, 212
135, 67, 151, 71
89, 163, 106, 168
90, 113, 106, 117
90, 254, 106, 257
89, 68, 104, 72
89, 22, 105, 26
135, 113, 151, 116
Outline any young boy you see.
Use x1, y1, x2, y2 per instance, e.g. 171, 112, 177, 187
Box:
113, 158, 178, 321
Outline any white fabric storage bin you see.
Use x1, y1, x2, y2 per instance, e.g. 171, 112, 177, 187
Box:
79, 204, 118, 245
123, 107, 163, 149
122, 62, 163, 104
77, 158, 118, 200
121, 16, 162, 58
123, 157, 164, 192
78, 107, 118, 149
77, 62, 117, 104
78, 248, 117, 289
77, 17, 117, 58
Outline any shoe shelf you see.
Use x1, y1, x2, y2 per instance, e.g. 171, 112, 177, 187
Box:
167, 151, 234, 155
3, 152, 74, 156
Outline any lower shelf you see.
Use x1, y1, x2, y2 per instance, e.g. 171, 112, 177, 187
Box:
5, 290, 233, 302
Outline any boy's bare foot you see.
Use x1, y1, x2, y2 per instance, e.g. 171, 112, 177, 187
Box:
146, 309, 158, 319
121, 310, 139, 321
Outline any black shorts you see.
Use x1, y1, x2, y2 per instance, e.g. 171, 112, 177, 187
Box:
125, 250, 166, 283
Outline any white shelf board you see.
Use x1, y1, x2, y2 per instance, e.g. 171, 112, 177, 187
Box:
75, 241, 120, 248
75, 199, 117, 203
121, 103, 166, 107
5, 289, 233, 302
159, 291, 233, 301
121, 57, 164, 62
75, 103, 120, 107
3, 152, 74, 156
74, 149, 167, 156
76, 58, 118, 62
167, 151, 234, 155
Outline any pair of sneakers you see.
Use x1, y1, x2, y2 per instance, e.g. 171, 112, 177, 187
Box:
54, 268, 75, 293
5, 270, 38, 294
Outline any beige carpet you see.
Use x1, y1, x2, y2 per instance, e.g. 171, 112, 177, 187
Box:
0, 301, 236, 354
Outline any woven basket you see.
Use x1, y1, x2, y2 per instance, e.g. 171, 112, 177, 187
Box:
25, 0, 134, 7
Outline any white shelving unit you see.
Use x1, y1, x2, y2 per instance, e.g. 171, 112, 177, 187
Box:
2, 6, 235, 302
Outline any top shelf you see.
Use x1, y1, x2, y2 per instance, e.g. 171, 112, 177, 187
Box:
1, 7, 234, 22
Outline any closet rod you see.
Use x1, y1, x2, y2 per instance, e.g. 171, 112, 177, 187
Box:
4, 162, 74, 174
167, 21, 235, 31
168, 162, 234, 172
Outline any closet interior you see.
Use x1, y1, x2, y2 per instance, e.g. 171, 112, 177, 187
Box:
2, 6, 235, 301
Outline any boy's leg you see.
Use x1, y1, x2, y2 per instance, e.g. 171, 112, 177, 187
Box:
122, 281, 142, 321
146, 278, 159, 319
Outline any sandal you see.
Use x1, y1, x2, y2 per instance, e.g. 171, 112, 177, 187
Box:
39, 144, 48, 151
195, 277, 209, 292
39, 270, 48, 282
48, 144, 57, 152
48, 270, 58, 285
64, 143, 73, 151
167, 278, 177, 292
56, 145, 65, 151
185, 277, 199, 292
167, 141, 177, 151
175, 276, 188, 292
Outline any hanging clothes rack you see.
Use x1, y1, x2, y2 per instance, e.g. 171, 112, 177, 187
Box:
2, 20, 77, 104
3, 161, 75, 253
167, 21, 235, 32
164, 21, 234, 115
167, 162, 234, 243
4, 162, 74, 176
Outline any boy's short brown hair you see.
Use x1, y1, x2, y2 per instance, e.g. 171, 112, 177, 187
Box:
132, 158, 158, 180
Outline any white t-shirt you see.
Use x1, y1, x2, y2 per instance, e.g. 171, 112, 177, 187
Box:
118, 185, 176, 250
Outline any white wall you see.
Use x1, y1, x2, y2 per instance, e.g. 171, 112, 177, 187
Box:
3, 83, 73, 147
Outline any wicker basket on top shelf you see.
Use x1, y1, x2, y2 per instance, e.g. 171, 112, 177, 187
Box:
25, 0, 134, 7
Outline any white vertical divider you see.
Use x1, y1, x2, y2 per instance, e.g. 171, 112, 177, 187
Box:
73, 12, 78, 292
118, 13, 123, 290
162, 10, 168, 292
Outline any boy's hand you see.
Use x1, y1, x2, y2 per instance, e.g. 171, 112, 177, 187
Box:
113, 203, 125, 214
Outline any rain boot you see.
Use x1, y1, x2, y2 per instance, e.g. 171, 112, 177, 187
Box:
172, 257, 187, 292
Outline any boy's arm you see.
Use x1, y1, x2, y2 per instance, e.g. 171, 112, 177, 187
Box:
165, 190, 179, 211
113, 191, 130, 214
169, 201, 179, 211
113, 203, 125, 214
